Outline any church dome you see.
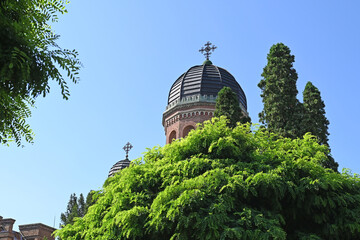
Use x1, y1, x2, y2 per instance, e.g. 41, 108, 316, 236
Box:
108, 159, 131, 177
108, 142, 133, 177
167, 63, 247, 111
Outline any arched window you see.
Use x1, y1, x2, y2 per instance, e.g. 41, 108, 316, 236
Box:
169, 130, 177, 144
182, 125, 195, 138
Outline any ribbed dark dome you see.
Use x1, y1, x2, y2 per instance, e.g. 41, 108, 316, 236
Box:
108, 159, 130, 177
168, 64, 247, 110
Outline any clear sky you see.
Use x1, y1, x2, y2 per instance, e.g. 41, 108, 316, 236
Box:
1, 0, 360, 230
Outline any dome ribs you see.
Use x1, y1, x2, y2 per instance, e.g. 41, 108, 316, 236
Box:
167, 64, 247, 111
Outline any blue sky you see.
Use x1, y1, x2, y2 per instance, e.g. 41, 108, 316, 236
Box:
1, 0, 359, 229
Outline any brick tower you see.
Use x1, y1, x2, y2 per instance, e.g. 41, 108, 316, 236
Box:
162, 42, 248, 144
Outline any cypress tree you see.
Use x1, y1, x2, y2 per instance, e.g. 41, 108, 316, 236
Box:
60, 194, 79, 227
258, 43, 302, 138
214, 86, 250, 127
302, 81, 338, 171
85, 190, 95, 213
78, 193, 86, 217
60, 191, 95, 227
302, 81, 329, 145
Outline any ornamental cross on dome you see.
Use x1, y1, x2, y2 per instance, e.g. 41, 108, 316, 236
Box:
123, 142, 133, 159
199, 41, 217, 60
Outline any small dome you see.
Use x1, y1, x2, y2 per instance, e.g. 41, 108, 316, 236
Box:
167, 64, 247, 110
108, 159, 130, 177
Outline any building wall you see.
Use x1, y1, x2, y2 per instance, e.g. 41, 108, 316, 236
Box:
19, 224, 56, 240
0, 217, 55, 240
163, 103, 215, 144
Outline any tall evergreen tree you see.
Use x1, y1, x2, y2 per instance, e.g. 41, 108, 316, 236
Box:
214, 86, 250, 127
60, 191, 95, 227
60, 194, 79, 227
258, 43, 302, 138
78, 193, 86, 217
85, 190, 96, 213
302, 81, 338, 171
302, 81, 329, 145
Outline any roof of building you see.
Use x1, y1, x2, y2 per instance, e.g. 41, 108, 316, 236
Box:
167, 62, 247, 110
108, 159, 131, 177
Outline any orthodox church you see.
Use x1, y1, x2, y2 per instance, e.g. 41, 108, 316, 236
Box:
1, 42, 248, 240
163, 42, 248, 144
109, 42, 248, 176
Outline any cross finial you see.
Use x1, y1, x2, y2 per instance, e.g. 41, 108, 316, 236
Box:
123, 142, 133, 159
199, 41, 217, 60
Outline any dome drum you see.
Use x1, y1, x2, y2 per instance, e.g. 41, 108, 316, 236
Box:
164, 105, 214, 144
163, 103, 216, 129
163, 93, 248, 121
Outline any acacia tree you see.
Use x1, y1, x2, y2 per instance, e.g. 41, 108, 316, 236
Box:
0, 0, 81, 146
214, 86, 250, 127
56, 117, 360, 240
258, 43, 302, 138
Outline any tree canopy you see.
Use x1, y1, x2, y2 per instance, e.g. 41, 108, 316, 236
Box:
0, 0, 81, 146
302, 82, 338, 171
56, 117, 360, 240
258, 43, 338, 171
302, 81, 329, 146
258, 43, 302, 139
214, 86, 250, 127
60, 191, 95, 227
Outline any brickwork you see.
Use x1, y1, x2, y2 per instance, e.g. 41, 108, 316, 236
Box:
0, 216, 55, 240
163, 103, 215, 144
0, 218, 20, 240
0, 219, 15, 232
19, 223, 56, 240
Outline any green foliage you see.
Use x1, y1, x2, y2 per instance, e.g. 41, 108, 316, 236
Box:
78, 194, 86, 218
60, 191, 95, 227
0, 0, 81, 146
56, 117, 360, 239
258, 44, 338, 171
302, 82, 329, 145
0, 92, 34, 146
258, 43, 302, 139
60, 193, 80, 227
85, 190, 96, 213
203, 60, 213, 65
302, 82, 338, 171
215, 87, 250, 128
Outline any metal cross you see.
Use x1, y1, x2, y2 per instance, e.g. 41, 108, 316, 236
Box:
123, 142, 133, 159
199, 41, 217, 60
